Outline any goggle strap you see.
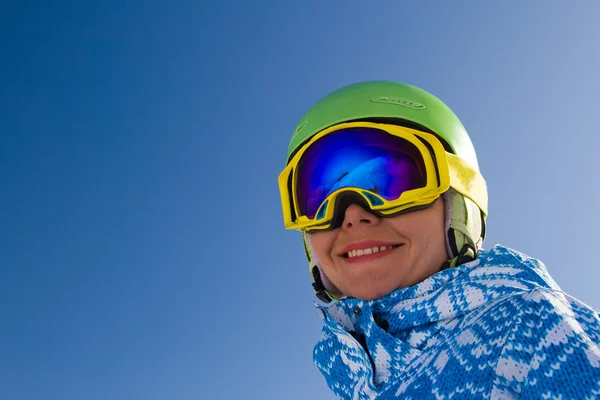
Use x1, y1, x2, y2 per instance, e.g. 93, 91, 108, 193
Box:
447, 153, 488, 216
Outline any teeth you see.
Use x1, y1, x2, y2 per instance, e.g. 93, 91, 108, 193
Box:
346, 245, 395, 258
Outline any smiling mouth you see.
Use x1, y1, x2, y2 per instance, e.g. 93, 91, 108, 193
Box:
342, 244, 403, 259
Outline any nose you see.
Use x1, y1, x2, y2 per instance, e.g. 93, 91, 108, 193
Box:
342, 204, 380, 230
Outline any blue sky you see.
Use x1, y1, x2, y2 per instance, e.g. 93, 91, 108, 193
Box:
1, 2, 599, 399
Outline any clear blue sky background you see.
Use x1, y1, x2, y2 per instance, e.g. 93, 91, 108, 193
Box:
1, 2, 599, 399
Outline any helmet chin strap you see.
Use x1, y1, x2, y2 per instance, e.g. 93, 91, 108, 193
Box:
302, 230, 340, 303
442, 188, 485, 268
304, 189, 486, 303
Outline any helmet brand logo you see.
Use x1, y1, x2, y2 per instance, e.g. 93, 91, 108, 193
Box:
370, 96, 426, 110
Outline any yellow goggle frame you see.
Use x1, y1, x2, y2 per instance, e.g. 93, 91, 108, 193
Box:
278, 122, 487, 232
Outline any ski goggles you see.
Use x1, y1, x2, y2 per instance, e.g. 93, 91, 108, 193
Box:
278, 122, 487, 232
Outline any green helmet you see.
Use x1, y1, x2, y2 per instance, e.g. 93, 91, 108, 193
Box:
287, 80, 487, 302
288, 80, 479, 169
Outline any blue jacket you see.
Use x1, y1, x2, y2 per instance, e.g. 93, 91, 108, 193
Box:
313, 245, 600, 399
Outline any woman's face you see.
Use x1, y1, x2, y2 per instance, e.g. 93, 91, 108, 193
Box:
308, 197, 448, 300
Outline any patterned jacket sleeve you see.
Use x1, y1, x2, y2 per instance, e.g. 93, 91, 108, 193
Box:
492, 288, 600, 399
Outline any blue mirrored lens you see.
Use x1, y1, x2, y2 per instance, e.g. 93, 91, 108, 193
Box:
296, 127, 427, 218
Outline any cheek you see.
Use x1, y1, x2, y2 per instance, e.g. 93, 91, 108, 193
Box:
421, 205, 448, 256
389, 200, 447, 248
308, 232, 336, 263
421, 213, 446, 246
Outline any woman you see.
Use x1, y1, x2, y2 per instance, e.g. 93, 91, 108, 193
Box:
278, 81, 600, 399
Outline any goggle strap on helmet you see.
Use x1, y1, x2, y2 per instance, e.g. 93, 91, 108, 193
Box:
446, 153, 488, 216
